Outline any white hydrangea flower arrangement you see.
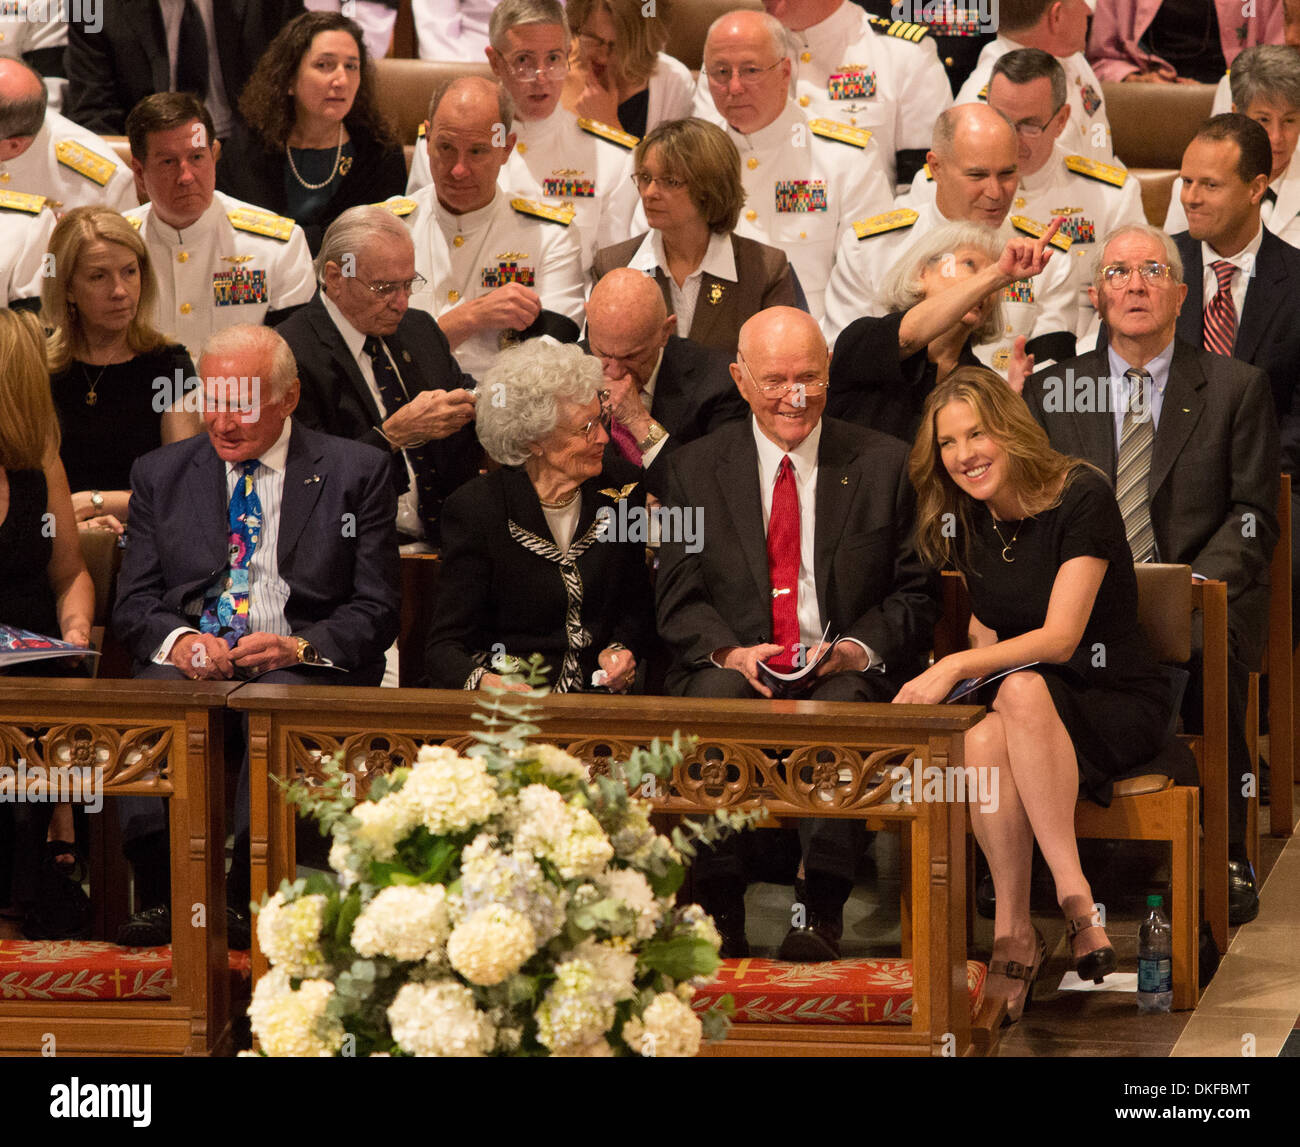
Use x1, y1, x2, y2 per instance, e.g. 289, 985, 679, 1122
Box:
249, 667, 759, 1057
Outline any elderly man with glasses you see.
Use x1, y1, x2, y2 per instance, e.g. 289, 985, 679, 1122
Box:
387, 75, 586, 380
655, 306, 939, 960
406, 0, 639, 272
276, 204, 483, 551
1023, 222, 1279, 927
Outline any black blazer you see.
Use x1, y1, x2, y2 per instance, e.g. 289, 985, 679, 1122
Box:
65, 0, 306, 136
216, 119, 407, 254
113, 420, 400, 679
425, 462, 657, 692
1023, 340, 1279, 655
654, 417, 939, 693
596, 335, 747, 495
276, 292, 482, 544
1172, 227, 1300, 476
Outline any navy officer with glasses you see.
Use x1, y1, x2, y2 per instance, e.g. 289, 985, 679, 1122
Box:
405, 0, 640, 275
1023, 222, 1279, 929
655, 306, 939, 961
384, 75, 586, 380
277, 204, 482, 554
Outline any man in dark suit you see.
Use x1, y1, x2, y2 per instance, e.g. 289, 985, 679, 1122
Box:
65, 0, 306, 137
656, 307, 939, 960
1023, 223, 1279, 924
1172, 113, 1300, 646
112, 322, 400, 944
585, 269, 746, 496
277, 205, 481, 549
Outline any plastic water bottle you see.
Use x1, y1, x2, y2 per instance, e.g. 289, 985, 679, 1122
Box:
1137, 894, 1173, 1013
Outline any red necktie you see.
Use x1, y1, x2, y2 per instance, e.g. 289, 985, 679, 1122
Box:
1203, 260, 1237, 356
609, 418, 642, 465
767, 456, 800, 671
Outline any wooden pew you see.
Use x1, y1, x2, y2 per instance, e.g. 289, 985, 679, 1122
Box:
232, 686, 990, 1057
0, 679, 237, 1056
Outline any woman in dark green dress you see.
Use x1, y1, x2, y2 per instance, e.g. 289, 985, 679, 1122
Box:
899, 367, 1176, 1022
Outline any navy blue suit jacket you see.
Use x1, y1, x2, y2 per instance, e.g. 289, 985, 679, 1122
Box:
113, 420, 400, 678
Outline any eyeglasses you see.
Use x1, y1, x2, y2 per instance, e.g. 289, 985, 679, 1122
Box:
1100, 261, 1174, 289
1009, 105, 1065, 138
561, 414, 603, 442
354, 272, 427, 299
738, 353, 829, 397
578, 31, 617, 54
703, 59, 784, 88
505, 51, 569, 82
630, 171, 687, 191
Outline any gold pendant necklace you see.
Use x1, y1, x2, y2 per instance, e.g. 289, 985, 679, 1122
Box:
82, 361, 110, 406
991, 516, 1023, 563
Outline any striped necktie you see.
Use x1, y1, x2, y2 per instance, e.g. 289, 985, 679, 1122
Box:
1203, 259, 1237, 356
1115, 367, 1155, 563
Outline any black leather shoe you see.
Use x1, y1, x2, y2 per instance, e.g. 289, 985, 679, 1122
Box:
778, 922, 840, 962
976, 871, 996, 919
1228, 858, 1260, 925
116, 904, 170, 947
700, 879, 748, 959
227, 906, 251, 951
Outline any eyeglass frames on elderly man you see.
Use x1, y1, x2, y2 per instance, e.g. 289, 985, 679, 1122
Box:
703, 59, 785, 87
1007, 105, 1065, 138
1100, 261, 1174, 289
504, 50, 569, 82
737, 353, 830, 397
354, 272, 428, 299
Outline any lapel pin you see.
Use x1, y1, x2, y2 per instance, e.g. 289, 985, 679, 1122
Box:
305, 474, 321, 484
707, 282, 724, 305
840, 476, 848, 485
402, 350, 412, 363
1182, 408, 1190, 413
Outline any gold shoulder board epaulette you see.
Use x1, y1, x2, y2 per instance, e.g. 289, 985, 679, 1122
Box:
55, 139, 116, 186
1011, 214, 1073, 251
853, 207, 918, 240
417, 122, 426, 139
810, 118, 872, 148
511, 197, 575, 225
868, 15, 930, 42
0, 189, 46, 214
378, 196, 418, 217
1064, 154, 1127, 188
977, 83, 988, 101
228, 206, 295, 242
127, 213, 143, 231
922, 162, 933, 181
577, 116, 638, 150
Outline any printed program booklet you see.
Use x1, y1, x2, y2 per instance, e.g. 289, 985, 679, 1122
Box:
0, 625, 99, 668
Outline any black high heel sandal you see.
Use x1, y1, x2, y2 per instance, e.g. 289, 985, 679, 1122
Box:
1064, 902, 1117, 984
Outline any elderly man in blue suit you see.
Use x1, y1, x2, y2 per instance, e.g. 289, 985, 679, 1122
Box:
112, 322, 400, 946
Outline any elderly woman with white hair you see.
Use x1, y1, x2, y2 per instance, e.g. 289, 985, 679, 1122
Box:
828, 221, 1061, 444
425, 338, 655, 693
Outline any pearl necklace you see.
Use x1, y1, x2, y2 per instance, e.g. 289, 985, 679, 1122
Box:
286, 125, 350, 190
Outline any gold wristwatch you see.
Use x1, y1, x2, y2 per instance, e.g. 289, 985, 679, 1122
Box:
637, 421, 666, 453
295, 637, 322, 665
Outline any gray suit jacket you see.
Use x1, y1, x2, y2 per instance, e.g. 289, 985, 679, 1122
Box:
1022, 339, 1279, 653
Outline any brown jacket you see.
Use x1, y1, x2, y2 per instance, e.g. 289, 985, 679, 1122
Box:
592, 231, 800, 357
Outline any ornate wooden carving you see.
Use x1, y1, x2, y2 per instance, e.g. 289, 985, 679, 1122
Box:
0, 722, 172, 794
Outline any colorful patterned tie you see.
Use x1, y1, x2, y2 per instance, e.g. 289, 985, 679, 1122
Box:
1115, 368, 1155, 563
1203, 260, 1237, 356
201, 460, 261, 647
767, 456, 800, 671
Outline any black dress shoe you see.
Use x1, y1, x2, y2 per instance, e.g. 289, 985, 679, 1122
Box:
976, 871, 995, 919
226, 906, 251, 951
778, 922, 840, 962
116, 904, 170, 947
1228, 858, 1260, 925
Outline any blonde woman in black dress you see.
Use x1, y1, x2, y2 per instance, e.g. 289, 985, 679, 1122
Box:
898, 367, 1175, 1021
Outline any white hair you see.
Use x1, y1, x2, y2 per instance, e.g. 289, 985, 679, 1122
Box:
1094, 223, 1184, 286
476, 340, 603, 466
314, 204, 413, 282
198, 324, 297, 401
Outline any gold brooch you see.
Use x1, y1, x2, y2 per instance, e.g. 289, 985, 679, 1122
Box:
707, 282, 725, 305
339, 155, 353, 176
222, 254, 254, 264
599, 482, 638, 502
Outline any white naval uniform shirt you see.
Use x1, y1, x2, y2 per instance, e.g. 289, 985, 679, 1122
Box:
692, 1, 952, 189
0, 192, 54, 302
396, 185, 586, 378
822, 196, 1079, 370
705, 102, 893, 322
0, 0, 65, 109
0, 112, 137, 214
154, 416, 294, 663
906, 144, 1146, 337
957, 36, 1116, 163
126, 190, 317, 361
406, 106, 640, 273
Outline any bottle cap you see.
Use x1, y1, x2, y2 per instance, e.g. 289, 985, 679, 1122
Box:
1147, 894, 1163, 907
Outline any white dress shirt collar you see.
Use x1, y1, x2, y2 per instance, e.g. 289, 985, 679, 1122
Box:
752, 414, 822, 490
227, 415, 292, 481
321, 290, 368, 360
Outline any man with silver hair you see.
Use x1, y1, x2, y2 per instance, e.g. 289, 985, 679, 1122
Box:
684, 8, 892, 322
825, 103, 1078, 375
387, 75, 586, 379
112, 322, 401, 946
1023, 222, 1279, 928
427, 338, 655, 695
276, 204, 481, 550
406, 0, 639, 273
1192, 44, 1300, 248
